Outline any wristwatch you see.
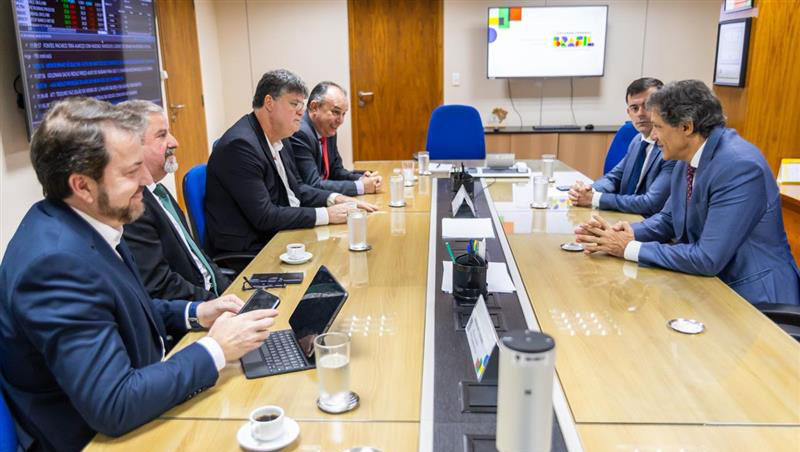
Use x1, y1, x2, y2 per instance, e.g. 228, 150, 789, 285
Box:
188, 302, 202, 329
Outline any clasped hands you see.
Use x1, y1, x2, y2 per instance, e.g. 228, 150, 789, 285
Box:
574, 214, 635, 258
568, 181, 594, 207
360, 170, 383, 194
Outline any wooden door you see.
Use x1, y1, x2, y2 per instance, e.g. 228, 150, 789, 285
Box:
154, 0, 209, 208
348, 0, 443, 161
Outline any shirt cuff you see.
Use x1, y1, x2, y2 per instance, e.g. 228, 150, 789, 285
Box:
624, 240, 642, 262
591, 191, 602, 209
197, 336, 226, 371
355, 180, 364, 195
184, 302, 191, 330
326, 193, 339, 207
315, 207, 329, 226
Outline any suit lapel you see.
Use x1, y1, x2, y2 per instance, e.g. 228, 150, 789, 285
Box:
684, 127, 725, 240
249, 113, 289, 204
144, 190, 198, 272
619, 135, 641, 191
640, 143, 660, 185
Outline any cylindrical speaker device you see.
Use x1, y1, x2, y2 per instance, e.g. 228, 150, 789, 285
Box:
496, 330, 556, 452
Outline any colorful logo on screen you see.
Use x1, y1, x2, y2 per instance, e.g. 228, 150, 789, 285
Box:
488, 7, 522, 43
554, 35, 595, 47
474, 354, 491, 376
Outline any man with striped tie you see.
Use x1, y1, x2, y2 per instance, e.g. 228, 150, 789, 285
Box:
569, 77, 676, 217
121, 100, 230, 301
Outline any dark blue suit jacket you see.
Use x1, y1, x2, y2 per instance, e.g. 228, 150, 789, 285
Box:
633, 127, 800, 305
288, 112, 361, 196
0, 200, 218, 451
593, 133, 675, 216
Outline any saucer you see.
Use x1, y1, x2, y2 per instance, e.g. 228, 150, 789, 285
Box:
280, 251, 312, 265
388, 201, 406, 208
237, 416, 300, 451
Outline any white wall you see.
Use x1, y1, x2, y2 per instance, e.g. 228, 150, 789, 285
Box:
195, 0, 720, 161
195, 0, 352, 161
0, 6, 43, 258
444, 0, 721, 127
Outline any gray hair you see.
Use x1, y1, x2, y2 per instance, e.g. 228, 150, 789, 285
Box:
117, 99, 164, 117
30, 97, 146, 200
252, 69, 308, 108
646, 80, 725, 138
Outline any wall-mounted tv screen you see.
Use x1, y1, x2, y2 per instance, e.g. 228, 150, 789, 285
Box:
12, 0, 163, 138
487, 6, 608, 78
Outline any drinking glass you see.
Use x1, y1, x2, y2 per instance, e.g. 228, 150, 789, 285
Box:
389, 174, 405, 207
347, 208, 369, 251
541, 154, 555, 182
417, 152, 430, 175
315, 332, 358, 413
532, 176, 548, 209
401, 161, 415, 186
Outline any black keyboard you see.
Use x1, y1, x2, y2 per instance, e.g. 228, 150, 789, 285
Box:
241, 330, 311, 378
532, 125, 581, 130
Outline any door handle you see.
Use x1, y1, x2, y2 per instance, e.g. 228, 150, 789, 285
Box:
170, 104, 185, 110
357, 91, 374, 107
169, 104, 185, 122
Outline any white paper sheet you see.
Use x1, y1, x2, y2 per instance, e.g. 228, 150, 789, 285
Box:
441, 261, 516, 293
442, 218, 495, 239
429, 163, 453, 173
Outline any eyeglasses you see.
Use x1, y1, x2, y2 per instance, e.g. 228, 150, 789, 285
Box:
242, 275, 286, 291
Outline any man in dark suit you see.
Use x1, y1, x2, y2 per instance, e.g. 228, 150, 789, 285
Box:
120, 100, 230, 301
569, 77, 676, 216
0, 98, 278, 451
289, 81, 381, 196
205, 69, 377, 257
574, 81, 800, 305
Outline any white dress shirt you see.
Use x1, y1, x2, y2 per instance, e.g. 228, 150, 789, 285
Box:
623, 139, 707, 262
592, 135, 656, 208
265, 138, 338, 225
69, 206, 225, 370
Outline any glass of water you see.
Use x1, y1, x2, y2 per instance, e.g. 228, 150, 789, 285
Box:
389, 174, 405, 207
401, 161, 415, 186
347, 208, 369, 251
315, 332, 359, 413
531, 175, 549, 209
541, 154, 556, 182
417, 152, 430, 175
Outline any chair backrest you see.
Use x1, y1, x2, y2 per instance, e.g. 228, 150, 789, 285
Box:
0, 390, 18, 452
182, 164, 208, 248
425, 105, 486, 160
603, 121, 639, 174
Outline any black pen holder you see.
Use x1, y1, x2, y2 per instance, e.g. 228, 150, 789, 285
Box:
450, 171, 475, 196
453, 253, 487, 304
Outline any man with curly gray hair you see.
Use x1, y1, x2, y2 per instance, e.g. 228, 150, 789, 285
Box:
574, 80, 799, 306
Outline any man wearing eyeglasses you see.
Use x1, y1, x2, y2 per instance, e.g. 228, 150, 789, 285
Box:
206, 70, 377, 260
569, 77, 675, 217
288, 81, 381, 196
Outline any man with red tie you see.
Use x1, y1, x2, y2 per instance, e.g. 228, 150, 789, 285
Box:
288, 81, 382, 196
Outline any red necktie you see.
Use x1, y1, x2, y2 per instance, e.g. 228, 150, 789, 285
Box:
686, 166, 696, 203
320, 136, 330, 180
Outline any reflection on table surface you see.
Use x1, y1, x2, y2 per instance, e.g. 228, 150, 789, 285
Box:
86, 419, 417, 451
163, 211, 430, 422
487, 177, 800, 425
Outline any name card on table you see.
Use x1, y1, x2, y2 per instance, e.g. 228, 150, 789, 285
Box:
465, 295, 499, 382
451, 184, 476, 217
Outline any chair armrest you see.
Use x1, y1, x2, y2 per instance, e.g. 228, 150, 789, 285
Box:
212, 252, 257, 276
754, 303, 800, 326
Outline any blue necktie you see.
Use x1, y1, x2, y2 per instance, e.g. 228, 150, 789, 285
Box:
622, 140, 650, 195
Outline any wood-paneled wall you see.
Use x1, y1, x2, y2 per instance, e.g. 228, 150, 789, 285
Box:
714, 0, 800, 176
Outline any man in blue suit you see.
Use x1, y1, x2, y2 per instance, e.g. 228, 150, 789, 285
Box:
569, 77, 676, 217
574, 80, 800, 305
0, 98, 278, 451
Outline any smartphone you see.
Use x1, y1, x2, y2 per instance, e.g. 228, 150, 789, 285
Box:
238, 289, 280, 315
556, 185, 571, 192
251, 272, 304, 284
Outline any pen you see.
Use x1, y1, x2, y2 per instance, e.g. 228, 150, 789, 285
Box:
445, 242, 456, 263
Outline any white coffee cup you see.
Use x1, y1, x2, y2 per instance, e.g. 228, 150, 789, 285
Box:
249, 405, 284, 441
286, 243, 305, 260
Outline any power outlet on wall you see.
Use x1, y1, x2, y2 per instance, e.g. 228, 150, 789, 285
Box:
452, 72, 461, 86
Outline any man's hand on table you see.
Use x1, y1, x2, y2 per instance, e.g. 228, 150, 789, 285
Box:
207, 308, 278, 361
196, 294, 244, 328
574, 214, 634, 257
568, 181, 593, 207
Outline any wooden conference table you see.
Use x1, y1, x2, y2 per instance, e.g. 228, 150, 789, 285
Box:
86, 161, 799, 451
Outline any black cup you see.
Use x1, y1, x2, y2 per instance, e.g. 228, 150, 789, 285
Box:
450, 172, 475, 196
452, 253, 487, 303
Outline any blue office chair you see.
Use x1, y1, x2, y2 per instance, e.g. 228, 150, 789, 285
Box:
182, 164, 256, 276
426, 105, 486, 160
1, 391, 18, 452
603, 121, 639, 174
